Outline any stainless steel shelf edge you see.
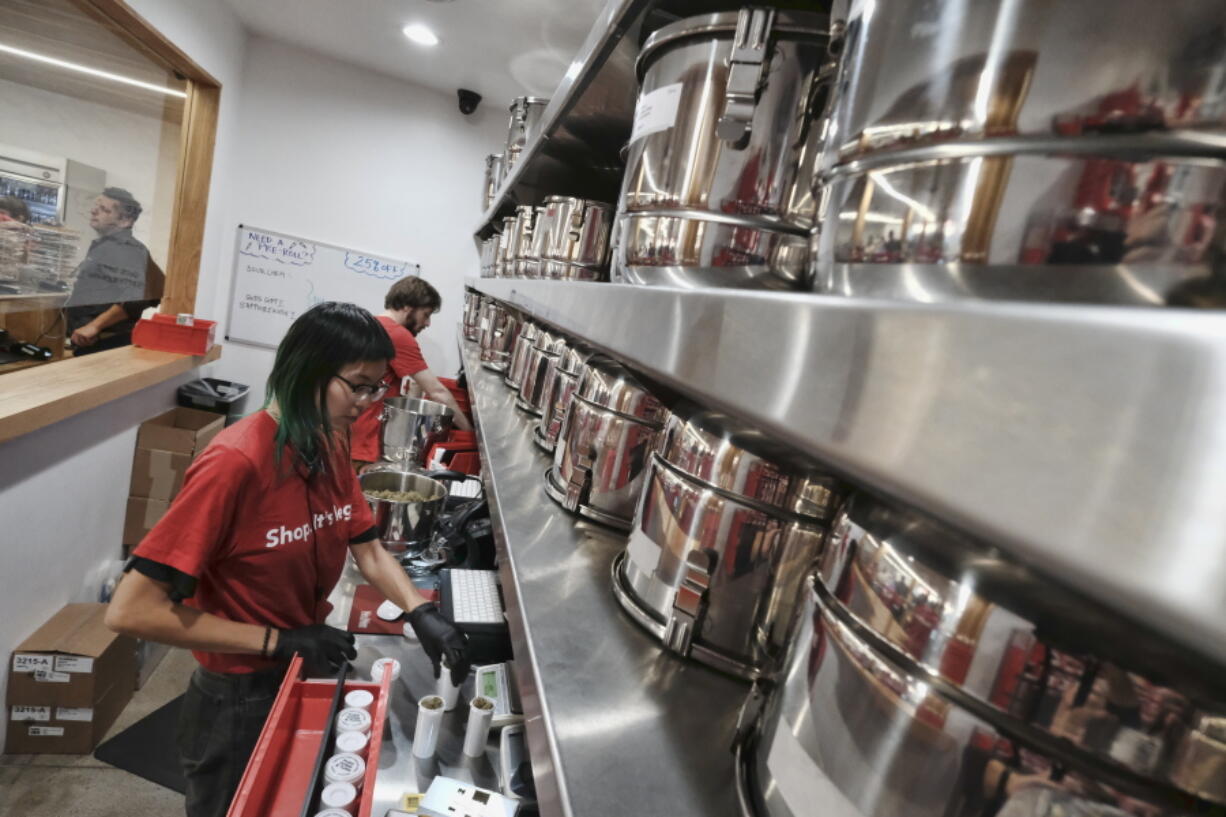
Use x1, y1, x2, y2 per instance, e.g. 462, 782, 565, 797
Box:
467, 277, 1226, 668
460, 338, 746, 817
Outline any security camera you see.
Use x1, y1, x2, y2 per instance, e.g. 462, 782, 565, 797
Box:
457, 89, 482, 115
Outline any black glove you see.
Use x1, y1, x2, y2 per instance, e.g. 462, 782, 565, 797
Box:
406, 604, 470, 685
272, 624, 356, 675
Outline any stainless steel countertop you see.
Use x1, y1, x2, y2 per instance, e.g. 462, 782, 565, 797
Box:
467, 278, 1226, 671
461, 339, 748, 817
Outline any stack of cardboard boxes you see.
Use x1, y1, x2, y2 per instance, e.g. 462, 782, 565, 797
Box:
123, 407, 224, 551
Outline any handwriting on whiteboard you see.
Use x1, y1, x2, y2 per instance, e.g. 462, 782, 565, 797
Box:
344, 252, 407, 280
239, 230, 316, 266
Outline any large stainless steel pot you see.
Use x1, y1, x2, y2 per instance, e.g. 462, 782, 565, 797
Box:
737, 492, 1226, 817
494, 216, 516, 278
380, 396, 454, 467
515, 327, 566, 416
613, 408, 839, 679
615, 8, 830, 288
508, 205, 537, 279
359, 468, 448, 553
823, 0, 1226, 165
482, 153, 504, 212
462, 290, 482, 342
533, 340, 593, 454
503, 320, 539, 390
518, 205, 550, 279
503, 96, 549, 178
478, 301, 518, 372
542, 195, 615, 272
479, 235, 499, 278
544, 356, 667, 531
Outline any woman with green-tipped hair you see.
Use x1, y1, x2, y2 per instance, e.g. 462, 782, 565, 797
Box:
105, 301, 469, 817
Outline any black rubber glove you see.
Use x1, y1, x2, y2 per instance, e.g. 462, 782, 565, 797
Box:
406, 604, 470, 685
272, 624, 356, 675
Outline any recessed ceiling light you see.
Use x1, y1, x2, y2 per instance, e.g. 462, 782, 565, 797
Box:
402, 23, 440, 46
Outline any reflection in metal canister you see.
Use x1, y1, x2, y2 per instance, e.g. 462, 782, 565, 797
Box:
736, 489, 1226, 815
738, 580, 1219, 817
613, 408, 840, 679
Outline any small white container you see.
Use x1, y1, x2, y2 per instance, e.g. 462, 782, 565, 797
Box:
314, 810, 351, 817
463, 696, 495, 758
334, 729, 369, 758
324, 752, 366, 789
370, 657, 401, 684
343, 688, 374, 712
413, 694, 445, 759
335, 707, 372, 736
436, 666, 461, 712
319, 781, 357, 814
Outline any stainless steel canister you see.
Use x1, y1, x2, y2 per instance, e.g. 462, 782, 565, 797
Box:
544, 357, 667, 530
515, 327, 566, 416
613, 409, 838, 679
615, 9, 830, 288
380, 397, 454, 467
478, 301, 518, 372
360, 469, 448, 552
482, 153, 504, 212
479, 236, 498, 278
822, 0, 1226, 165
503, 96, 549, 179
462, 290, 482, 342
494, 216, 517, 278
521, 205, 551, 279
543, 195, 615, 271
736, 492, 1226, 817
533, 341, 593, 454
503, 320, 539, 390
509, 205, 540, 279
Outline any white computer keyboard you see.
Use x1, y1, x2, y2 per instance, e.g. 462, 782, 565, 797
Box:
447, 568, 503, 624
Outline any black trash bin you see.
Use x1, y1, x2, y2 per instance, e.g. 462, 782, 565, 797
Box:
177, 378, 250, 426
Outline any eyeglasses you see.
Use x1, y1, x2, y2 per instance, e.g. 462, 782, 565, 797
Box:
333, 374, 390, 402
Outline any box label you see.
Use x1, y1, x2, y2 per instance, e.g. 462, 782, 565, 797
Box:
56, 707, 94, 722
54, 655, 94, 674
34, 669, 71, 683
630, 82, 683, 144
10, 705, 51, 722
12, 653, 54, 674
27, 726, 65, 737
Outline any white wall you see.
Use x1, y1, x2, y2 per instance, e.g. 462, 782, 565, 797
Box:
0, 0, 247, 743
206, 36, 503, 408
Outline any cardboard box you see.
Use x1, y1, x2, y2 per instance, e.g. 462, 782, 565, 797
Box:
129, 447, 192, 501
122, 496, 170, 546
135, 639, 171, 690
136, 407, 223, 457
6, 603, 136, 754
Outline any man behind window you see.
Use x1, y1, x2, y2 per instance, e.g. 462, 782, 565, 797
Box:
65, 187, 164, 355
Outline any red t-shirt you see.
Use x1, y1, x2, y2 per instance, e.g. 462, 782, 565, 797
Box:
350, 314, 428, 461
132, 411, 377, 674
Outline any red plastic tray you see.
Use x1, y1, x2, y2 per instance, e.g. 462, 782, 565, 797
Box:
227, 656, 392, 817
132, 312, 218, 355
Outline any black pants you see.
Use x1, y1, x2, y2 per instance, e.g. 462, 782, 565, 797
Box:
177, 665, 286, 817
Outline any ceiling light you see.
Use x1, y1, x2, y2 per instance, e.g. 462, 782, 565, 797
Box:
402, 24, 440, 46
0, 42, 187, 97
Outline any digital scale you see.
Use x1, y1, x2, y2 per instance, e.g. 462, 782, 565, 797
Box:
474, 662, 522, 727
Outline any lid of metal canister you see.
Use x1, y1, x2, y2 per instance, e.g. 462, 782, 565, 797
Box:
638, 10, 827, 76
658, 406, 837, 519
576, 356, 667, 425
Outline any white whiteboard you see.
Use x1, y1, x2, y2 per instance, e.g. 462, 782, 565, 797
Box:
226, 224, 420, 349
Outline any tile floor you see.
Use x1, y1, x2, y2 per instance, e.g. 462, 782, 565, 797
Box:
0, 647, 196, 816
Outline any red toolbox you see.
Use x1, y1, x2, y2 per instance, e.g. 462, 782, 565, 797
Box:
227, 656, 392, 817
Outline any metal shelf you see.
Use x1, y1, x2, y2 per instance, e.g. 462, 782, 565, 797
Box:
473, 0, 755, 238
467, 277, 1226, 669
461, 339, 746, 817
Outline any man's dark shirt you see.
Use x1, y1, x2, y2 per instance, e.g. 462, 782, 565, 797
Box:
65, 227, 164, 337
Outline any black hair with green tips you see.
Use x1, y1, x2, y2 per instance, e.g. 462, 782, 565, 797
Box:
264, 301, 393, 474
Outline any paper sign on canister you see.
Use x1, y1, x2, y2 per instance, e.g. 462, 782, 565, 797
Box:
630, 83, 683, 144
